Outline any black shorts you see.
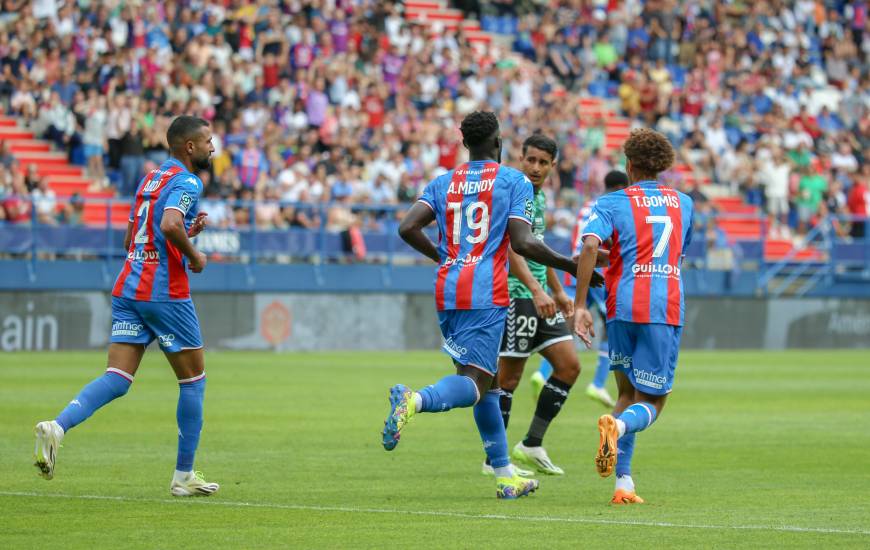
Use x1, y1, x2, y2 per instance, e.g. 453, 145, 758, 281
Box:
499, 297, 574, 358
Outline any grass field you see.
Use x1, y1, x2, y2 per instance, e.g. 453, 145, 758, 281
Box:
1, 350, 868, 548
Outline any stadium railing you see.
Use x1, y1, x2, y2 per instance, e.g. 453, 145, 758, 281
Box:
1, 196, 867, 293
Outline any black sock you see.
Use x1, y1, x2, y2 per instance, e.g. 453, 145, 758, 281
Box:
486, 388, 514, 466
499, 387, 514, 430
523, 377, 572, 447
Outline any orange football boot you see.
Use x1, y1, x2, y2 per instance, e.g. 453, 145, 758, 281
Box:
595, 414, 619, 477
611, 489, 645, 505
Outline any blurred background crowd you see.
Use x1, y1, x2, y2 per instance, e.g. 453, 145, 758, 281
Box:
0, 0, 867, 243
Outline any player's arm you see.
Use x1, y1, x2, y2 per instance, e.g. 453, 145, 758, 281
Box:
161, 209, 207, 273
573, 235, 600, 348
123, 220, 133, 251
508, 218, 577, 275
546, 267, 574, 318
398, 201, 439, 263
509, 246, 556, 318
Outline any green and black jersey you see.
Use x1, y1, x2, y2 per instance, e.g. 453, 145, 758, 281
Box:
507, 188, 547, 298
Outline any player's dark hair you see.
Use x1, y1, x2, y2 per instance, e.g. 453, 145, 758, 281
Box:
166, 116, 209, 151
623, 128, 675, 179
522, 133, 558, 161
459, 111, 499, 150
604, 170, 629, 191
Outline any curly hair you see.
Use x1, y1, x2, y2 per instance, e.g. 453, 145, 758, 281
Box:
460, 111, 499, 149
622, 128, 675, 178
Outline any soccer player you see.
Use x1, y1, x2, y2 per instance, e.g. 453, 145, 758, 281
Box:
533, 171, 629, 409
485, 133, 577, 477
33, 116, 219, 497
384, 111, 598, 499
574, 129, 693, 505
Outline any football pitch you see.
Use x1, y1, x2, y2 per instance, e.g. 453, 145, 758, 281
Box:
1, 350, 868, 549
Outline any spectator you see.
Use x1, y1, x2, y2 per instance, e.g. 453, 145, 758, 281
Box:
118, 120, 145, 196
31, 177, 57, 225
758, 148, 793, 237
848, 172, 869, 239
2, 173, 31, 224
796, 166, 829, 235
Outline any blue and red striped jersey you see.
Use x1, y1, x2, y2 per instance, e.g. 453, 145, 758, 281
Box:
582, 181, 694, 326
418, 161, 534, 310
112, 158, 203, 302
563, 198, 596, 287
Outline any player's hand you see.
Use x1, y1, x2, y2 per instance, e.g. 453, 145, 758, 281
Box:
553, 290, 574, 319
532, 287, 557, 319
187, 212, 208, 238
590, 271, 605, 288
573, 307, 595, 349
189, 251, 207, 273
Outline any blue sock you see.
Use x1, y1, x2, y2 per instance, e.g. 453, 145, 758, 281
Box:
618, 402, 658, 435
538, 359, 553, 380
615, 432, 636, 477
55, 370, 132, 432
473, 390, 510, 469
176, 375, 206, 472
418, 375, 478, 412
592, 340, 610, 389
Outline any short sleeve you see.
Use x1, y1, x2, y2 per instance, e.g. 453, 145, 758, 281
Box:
683, 198, 695, 249
164, 174, 202, 216
509, 172, 534, 224
581, 197, 614, 245
418, 177, 438, 213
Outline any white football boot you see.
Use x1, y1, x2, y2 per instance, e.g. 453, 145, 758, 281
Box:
170, 471, 220, 497
511, 442, 565, 475
34, 420, 64, 480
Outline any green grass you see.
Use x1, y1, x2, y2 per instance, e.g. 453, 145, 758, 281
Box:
1, 350, 869, 549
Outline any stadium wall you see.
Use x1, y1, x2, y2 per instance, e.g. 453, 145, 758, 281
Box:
2, 291, 869, 352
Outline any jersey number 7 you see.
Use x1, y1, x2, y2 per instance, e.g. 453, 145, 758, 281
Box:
645, 215, 673, 258
448, 201, 489, 245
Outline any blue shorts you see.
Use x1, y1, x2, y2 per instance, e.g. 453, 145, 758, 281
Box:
607, 320, 682, 395
83, 144, 103, 159
437, 307, 507, 375
562, 285, 606, 317
110, 296, 203, 353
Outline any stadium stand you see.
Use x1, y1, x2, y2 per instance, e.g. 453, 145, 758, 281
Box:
0, 0, 867, 273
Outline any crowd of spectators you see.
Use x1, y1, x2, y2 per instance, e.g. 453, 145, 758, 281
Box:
0, 0, 867, 244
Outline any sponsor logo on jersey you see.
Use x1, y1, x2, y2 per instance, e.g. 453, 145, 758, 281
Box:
631, 263, 681, 277
158, 333, 176, 347
442, 336, 467, 359
128, 249, 160, 263
630, 194, 680, 209
610, 351, 632, 367
444, 253, 483, 267
524, 199, 533, 219
112, 321, 143, 337
632, 368, 668, 390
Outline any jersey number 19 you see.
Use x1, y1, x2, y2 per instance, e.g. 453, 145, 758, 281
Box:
448, 201, 489, 245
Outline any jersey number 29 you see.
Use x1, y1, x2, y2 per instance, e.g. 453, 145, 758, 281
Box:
448, 201, 489, 245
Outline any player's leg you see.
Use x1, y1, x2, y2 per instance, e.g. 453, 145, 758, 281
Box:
480, 357, 534, 477
611, 369, 642, 504
512, 338, 577, 475
464, 364, 537, 499
34, 296, 151, 479
145, 299, 218, 497
382, 309, 490, 452
597, 323, 680, 504
586, 290, 615, 407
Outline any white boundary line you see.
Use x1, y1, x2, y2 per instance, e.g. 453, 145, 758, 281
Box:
0, 491, 868, 536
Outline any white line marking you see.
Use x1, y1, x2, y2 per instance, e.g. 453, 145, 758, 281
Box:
0, 491, 867, 536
